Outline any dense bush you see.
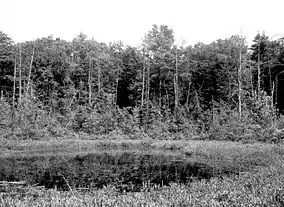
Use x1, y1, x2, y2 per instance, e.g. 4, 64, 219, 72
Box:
0, 87, 283, 143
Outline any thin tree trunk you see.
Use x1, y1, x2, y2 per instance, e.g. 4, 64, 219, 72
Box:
115, 66, 120, 106
88, 57, 92, 106
238, 34, 242, 120
26, 47, 35, 96
248, 61, 254, 98
272, 81, 276, 126
147, 61, 150, 103
269, 60, 272, 94
186, 50, 191, 111
276, 73, 279, 106
163, 80, 168, 108
19, 45, 22, 104
165, 87, 169, 109
176, 49, 179, 106
12, 55, 17, 134
272, 81, 275, 107
257, 48, 261, 100
146, 61, 150, 122
186, 76, 192, 107
12, 56, 17, 109
194, 89, 201, 113
159, 79, 162, 109
212, 95, 215, 127
141, 56, 145, 107
97, 60, 101, 94
174, 47, 179, 117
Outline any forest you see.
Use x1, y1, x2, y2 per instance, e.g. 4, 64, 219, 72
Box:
1, 25, 284, 206
1, 25, 284, 142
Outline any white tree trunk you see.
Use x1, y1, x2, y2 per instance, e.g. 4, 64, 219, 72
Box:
26, 47, 35, 96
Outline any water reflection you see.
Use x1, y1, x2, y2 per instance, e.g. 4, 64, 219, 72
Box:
0, 152, 214, 191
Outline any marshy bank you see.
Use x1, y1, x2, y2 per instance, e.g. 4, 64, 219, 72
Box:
0, 151, 216, 192
0, 139, 283, 191
0, 139, 283, 206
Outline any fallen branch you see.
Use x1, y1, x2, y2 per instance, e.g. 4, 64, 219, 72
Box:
0, 181, 26, 186
60, 174, 75, 197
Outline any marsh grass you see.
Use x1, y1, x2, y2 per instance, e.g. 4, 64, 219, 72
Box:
0, 139, 153, 157
1, 139, 283, 206
1, 139, 283, 171
0, 163, 283, 206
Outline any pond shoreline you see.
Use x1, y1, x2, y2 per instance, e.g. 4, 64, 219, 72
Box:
0, 139, 283, 206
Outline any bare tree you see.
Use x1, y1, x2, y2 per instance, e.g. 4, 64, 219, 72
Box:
19, 44, 22, 104
26, 47, 35, 96
97, 59, 101, 94
238, 31, 242, 120
141, 51, 145, 106
145, 59, 150, 120
88, 57, 92, 106
174, 46, 179, 116
186, 74, 192, 108
257, 55, 261, 99
248, 60, 254, 98
147, 61, 150, 103
115, 72, 119, 106
12, 55, 17, 134
12, 56, 17, 109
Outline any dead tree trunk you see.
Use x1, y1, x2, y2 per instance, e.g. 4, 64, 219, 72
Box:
19, 45, 22, 104
88, 57, 92, 106
115, 75, 119, 106
174, 47, 179, 117
12, 56, 17, 109
212, 95, 215, 127
146, 61, 150, 121
257, 46, 261, 100
97, 60, 101, 94
26, 47, 35, 96
269, 59, 272, 93
248, 61, 254, 98
159, 79, 162, 109
147, 61, 150, 103
12, 55, 17, 134
141, 54, 145, 107
238, 34, 242, 120
186, 75, 192, 108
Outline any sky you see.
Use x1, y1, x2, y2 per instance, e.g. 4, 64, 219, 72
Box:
1, 0, 284, 46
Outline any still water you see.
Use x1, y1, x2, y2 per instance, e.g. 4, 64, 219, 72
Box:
0, 151, 216, 191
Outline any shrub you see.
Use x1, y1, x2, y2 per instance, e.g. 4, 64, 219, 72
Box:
0, 97, 11, 136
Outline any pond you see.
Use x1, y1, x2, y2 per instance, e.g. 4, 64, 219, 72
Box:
0, 151, 220, 192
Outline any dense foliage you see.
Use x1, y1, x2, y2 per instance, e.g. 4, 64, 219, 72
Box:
1, 27, 284, 142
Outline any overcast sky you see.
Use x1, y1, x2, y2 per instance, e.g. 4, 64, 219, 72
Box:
1, 0, 284, 46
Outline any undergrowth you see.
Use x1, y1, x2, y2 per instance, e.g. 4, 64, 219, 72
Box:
1, 92, 284, 143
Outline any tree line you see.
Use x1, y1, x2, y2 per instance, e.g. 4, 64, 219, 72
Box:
1, 25, 284, 141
